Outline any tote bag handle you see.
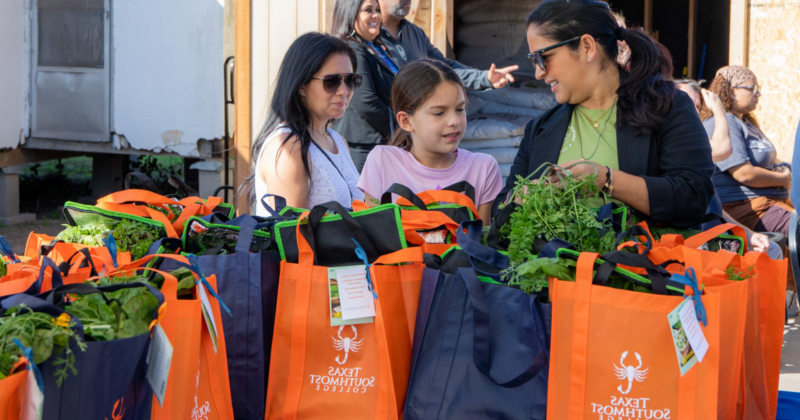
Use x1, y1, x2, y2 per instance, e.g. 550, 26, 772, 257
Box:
458, 268, 549, 388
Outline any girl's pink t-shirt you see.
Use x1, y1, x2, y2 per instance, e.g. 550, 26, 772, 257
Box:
357, 146, 504, 206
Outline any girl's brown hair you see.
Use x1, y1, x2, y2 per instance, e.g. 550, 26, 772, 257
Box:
699, 74, 760, 129
390, 58, 467, 151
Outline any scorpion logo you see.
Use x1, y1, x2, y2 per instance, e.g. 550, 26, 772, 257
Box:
613, 351, 649, 394
105, 397, 125, 420
332, 325, 363, 365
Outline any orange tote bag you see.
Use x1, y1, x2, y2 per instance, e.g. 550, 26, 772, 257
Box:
266, 212, 402, 420
548, 252, 722, 420
88, 254, 234, 420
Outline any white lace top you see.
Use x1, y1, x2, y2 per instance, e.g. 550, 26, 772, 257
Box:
255, 126, 363, 216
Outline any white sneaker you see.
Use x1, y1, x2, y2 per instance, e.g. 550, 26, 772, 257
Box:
787, 290, 800, 317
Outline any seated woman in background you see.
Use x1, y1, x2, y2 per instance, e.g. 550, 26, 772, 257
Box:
700, 66, 793, 236
675, 79, 732, 162
496, 1, 715, 229
242, 32, 365, 214
677, 78, 777, 256
357, 59, 503, 226
331, 0, 399, 172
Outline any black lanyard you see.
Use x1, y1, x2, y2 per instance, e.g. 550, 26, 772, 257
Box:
310, 138, 354, 204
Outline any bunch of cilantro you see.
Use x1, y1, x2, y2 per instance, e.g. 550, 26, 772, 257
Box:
499, 163, 618, 293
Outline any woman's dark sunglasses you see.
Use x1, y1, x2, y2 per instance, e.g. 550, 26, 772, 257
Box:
527, 35, 583, 72
310, 73, 363, 93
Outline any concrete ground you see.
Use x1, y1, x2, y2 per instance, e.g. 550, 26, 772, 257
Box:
781, 315, 800, 391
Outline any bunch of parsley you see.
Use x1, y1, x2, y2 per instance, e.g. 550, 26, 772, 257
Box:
499, 163, 618, 293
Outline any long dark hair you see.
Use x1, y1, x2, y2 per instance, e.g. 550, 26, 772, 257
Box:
389, 58, 466, 151
331, 0, 363, 41
239, 32, 357, 207
527, 0, 676, 135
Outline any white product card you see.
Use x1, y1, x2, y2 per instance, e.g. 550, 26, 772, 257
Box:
146, 324, 174, 407
678, 299, 709, 362
335, 265, 376, 320
197, 281, 219, 353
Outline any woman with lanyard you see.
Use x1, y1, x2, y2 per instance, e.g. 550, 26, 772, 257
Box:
331, 0, 400, 172
494, 0, 715, 229
244, 32, 364, 214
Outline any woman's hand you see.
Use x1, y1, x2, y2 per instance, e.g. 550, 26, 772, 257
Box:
554, 160, 609, 191
750, 232, 770, 253
701, 89, 725, 115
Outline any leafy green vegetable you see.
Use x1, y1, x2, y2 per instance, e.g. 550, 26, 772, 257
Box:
111, 219, 163, 259
0, 306, 87, 385
0, 259, 6, 278
499, 163, 618, 291
66, 279, 160, 342
56, 222, 108, 247
726, 265, 756, 281
56, 218, 164, 259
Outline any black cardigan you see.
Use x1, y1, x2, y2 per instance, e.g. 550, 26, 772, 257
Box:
493, 90, 715, 229
332, 40, 396, 146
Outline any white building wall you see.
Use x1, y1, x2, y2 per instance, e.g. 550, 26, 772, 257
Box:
113, 0, 224, 156
0, 1, 27, 149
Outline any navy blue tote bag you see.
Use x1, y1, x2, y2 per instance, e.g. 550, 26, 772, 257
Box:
157, 214, 280, 420
3, 281, 163, 420
405, 220, 551, 420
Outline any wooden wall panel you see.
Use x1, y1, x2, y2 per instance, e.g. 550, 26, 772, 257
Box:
747, 1, 800, 161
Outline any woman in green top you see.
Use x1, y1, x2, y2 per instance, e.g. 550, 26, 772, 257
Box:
493, 0, 715, 229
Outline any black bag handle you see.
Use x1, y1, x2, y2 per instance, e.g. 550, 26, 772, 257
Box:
380, 183, 428, 210
38, 238, 63, 260
235, 215, 257, 255
1, 293, 85, 339
58, 248, 99, 278
487, 202, 518, 251
35, 257, 65, 292
260, 194, 288, 217
459, 267, 548, 388
441, 181, 476, 204
305, 201, 380, 263
597, 251, 671, 295
125, 172, 161, 193
168, 176, 199, 197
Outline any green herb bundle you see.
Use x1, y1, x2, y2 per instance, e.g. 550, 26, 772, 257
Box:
0, 259, 6, 278
0, 306, 87, 385
499, 163, 617, 293
56, 218, 163, 259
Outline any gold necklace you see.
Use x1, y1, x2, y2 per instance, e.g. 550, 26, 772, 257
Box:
576, 99, 617, 161
577, 101, 615, 128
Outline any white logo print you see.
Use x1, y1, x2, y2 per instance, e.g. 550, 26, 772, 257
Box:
614, 351, 649, 394
332, 325, 363, 365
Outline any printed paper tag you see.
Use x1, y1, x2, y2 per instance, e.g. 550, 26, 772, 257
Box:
678, 299, 709, 362
667, 299, 709, 376
146, 324, 174, 407
21, 368, 43, 420
197, 281, 219, 353
328, 266, 375, 327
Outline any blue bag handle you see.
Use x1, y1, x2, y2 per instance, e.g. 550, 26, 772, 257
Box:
0, 236, 19, 263
58, 248, 100, 279
260, 194, 288, 217
459, 268, 548, 388
456, 220, 509, 273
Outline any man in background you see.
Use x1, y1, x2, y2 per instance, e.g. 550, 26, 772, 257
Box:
378, 0, 518, 90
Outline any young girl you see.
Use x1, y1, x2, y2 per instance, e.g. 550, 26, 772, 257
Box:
357, 58, 503, 225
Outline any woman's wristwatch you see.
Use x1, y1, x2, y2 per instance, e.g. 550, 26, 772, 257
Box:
602, 166, 614, 197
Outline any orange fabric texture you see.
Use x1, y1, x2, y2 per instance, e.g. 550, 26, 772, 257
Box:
547, 252, 723, 420
93, 254, 234, 420
0, 370, 25, 420
96, 190, 222, 235
266, 213, 423, 419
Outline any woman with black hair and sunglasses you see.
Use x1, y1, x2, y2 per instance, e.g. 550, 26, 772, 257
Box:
241, 32, 365, 214
494, 0, 715, 229
331, 0, 400, 172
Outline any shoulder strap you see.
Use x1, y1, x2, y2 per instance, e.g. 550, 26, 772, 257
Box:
310, 137, 354, 204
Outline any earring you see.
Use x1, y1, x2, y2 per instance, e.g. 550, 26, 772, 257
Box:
587, 57, 591, 62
